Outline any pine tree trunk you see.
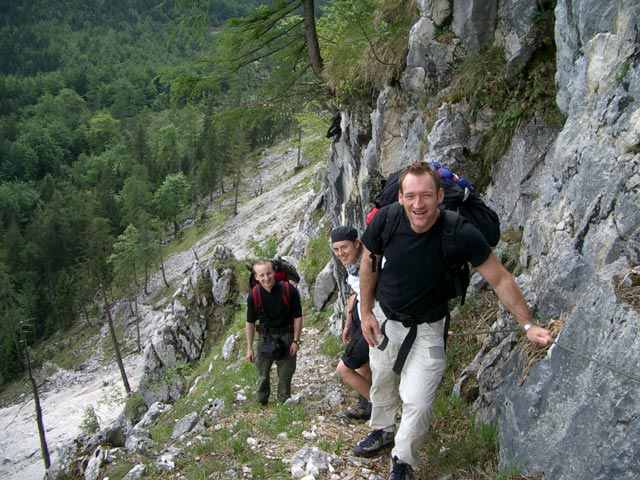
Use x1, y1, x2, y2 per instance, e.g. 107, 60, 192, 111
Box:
144, 261, 149, 296
98, 274, 131, 395
18, 325, 50, 470
29, 361, 50, 469
134, 296, 141, 353
302, 0, 324, 79
159, 245, 169, 288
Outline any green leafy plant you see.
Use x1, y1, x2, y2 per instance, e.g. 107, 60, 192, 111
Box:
80, 406, 100, 434
616, 60, 631, 83
124, 392, 147, 423
441, 35, 564, 188
320, 332, 343, 358
319, 0, 418, 103
250, 233, 280, 259
427, 395, 498, 473
195, 273, 214, 305
299, 225, 332, 283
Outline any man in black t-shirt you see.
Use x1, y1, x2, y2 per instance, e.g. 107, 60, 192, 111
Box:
354, 162, 553, 479
246, 259, 302, 405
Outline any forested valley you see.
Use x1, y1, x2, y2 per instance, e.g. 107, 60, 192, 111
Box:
0, 0, 415, 389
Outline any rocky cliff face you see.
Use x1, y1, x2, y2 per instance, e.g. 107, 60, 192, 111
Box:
323, 0, 639, 478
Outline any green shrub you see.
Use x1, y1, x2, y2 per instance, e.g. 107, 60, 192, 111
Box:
299, 226, 332, 283
124, 392, 147, 423
80, 406, 100, 434
320, 332, 343, 358
427, 395, 498, 473
195, 272, 214, 304
440, 36, 563, 188
249, 233, 279, 259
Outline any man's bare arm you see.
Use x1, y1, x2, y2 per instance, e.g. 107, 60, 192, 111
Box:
476, 252, 553, 345
245, 322, 256, 362
290, 316, 302, 355
359, 245, 382, 346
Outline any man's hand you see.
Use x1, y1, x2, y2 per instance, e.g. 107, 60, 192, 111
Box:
342, 325, 351, 344
526, 326, 553, 346
245, 322, 256, 362
289, 342, 300, 356
360, 309, 382, 347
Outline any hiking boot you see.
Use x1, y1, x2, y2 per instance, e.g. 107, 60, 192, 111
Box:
353, 429, 394, 457
342, 396, 372, 420
389, 456, 412, 480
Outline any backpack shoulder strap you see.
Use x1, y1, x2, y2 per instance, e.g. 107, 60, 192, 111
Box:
441, 209, 461, 260
370, 202, 403, 273
381, 202, 403, 250
251, 284, 263, 315
280, 281, 291, 310
440, 209, 470, 305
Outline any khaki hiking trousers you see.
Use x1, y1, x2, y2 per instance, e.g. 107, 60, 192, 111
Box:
369, 306, 447, 469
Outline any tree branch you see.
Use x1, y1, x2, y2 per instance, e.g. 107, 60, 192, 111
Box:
243, 0, 302, 38
350, 0, 397, 67
233, 19, 304, 63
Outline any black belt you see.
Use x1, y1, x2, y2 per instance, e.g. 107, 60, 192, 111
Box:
385, 303, 448, 327
259, 325, 291, 335
380, 303, 449, 374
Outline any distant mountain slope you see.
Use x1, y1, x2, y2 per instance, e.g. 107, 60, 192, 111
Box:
0, 140, 327, 480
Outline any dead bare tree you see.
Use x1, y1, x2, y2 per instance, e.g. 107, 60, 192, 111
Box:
17, 320, 50, 470
97, 273, 131, 395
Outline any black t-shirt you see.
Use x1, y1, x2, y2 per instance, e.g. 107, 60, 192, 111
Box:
246, 281, 302, 329
361, 204, 491, 316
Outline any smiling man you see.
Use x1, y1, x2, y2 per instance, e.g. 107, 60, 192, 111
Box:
330, 226, 372, 420
246, 259, 302, 406
354, 162, 553, 479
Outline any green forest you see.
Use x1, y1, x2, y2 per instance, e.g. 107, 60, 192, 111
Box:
0, 0, 417, 386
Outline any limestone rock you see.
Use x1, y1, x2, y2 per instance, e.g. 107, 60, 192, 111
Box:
313, 261, 335, 310
171, 411, 199, 439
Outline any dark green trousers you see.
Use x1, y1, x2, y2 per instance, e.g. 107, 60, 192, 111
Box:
255, 330, 296, 404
